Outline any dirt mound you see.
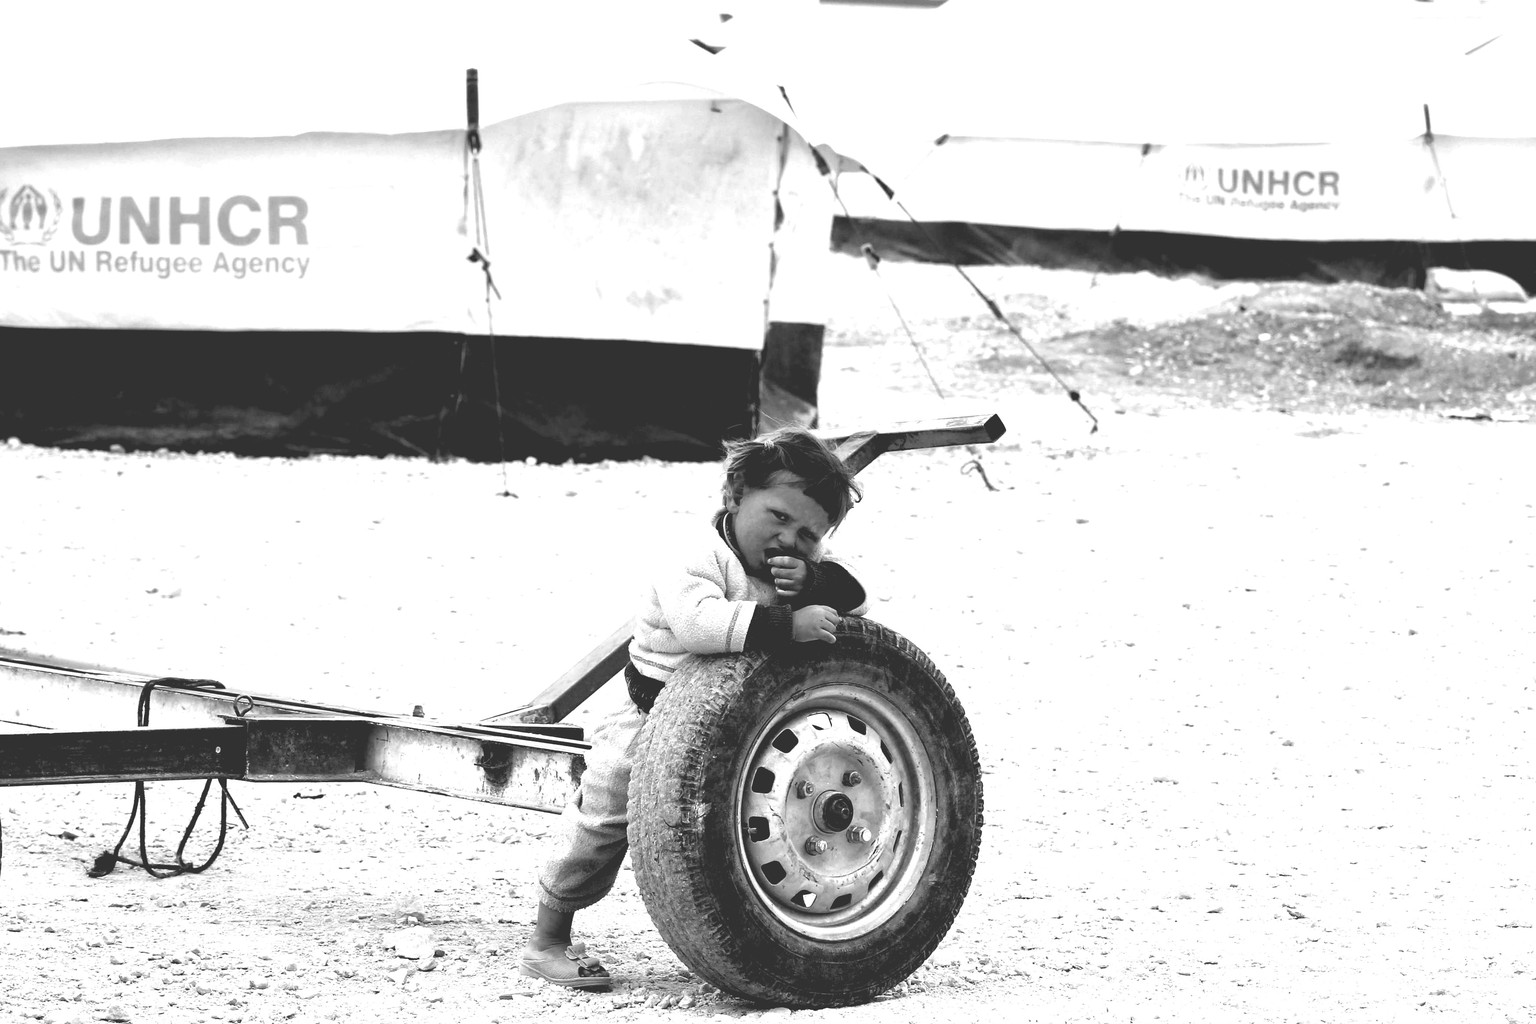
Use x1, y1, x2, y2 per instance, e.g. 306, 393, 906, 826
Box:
1077, 282, 1536, 415
872, 274, 1536, 419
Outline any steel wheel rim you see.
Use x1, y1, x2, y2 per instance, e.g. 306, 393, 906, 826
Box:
734, 680, 937, 940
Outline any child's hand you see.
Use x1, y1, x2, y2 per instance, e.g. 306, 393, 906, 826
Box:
792, 605, 839, 644
769, 554, 809, 598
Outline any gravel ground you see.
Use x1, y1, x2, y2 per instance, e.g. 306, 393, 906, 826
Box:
2, 260, 1534, 1023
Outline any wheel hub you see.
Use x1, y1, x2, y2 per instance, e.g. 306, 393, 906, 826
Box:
812, 790, 856, 834
735, 686, 937, 939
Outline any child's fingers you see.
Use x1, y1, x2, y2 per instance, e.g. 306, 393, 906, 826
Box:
817, 608, 838, 640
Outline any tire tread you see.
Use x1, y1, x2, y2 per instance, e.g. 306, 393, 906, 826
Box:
630, 619, 983, 1007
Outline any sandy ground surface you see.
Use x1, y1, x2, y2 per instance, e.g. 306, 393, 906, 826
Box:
2, 259, 1534, 1023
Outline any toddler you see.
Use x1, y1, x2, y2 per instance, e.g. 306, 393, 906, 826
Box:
519, 425, 867, 989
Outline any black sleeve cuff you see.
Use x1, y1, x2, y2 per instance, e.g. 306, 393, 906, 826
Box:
793, 560, 867, 613
625, 662, 666, 714
745, 604, 795, 650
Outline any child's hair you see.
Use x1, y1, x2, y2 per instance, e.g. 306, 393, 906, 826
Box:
723, 426, 863, 527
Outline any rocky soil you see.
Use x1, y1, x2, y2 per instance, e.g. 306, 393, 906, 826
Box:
2, 259, 1533, 1023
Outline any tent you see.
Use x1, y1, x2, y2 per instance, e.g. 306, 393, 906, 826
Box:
0, 2, 886, 459
18, 1, 1522, 457
742, 1, 1536, 289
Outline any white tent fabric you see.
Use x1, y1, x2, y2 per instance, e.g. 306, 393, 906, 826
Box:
0, 1, 947, 186
2, 100, 831, 342
6, 0, 1534, 338
0, 3, 865, 339
0, 3, 774, 149
7, 2, 1530, 176
723, 0, 1536, 243
768, 0, 1536, 144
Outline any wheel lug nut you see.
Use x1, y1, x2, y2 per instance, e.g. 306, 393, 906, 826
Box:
804, 837, 829, 856
847, 826, 873, 844
796, 781, 816, 799
843, 771, 862, 787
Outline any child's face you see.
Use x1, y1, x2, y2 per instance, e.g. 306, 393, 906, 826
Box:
726, 471, 833, 573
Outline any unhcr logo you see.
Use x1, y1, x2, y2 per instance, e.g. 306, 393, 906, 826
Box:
1174, 161, 1341, 212
0, 183, 313, 279
0, 184, 63, 245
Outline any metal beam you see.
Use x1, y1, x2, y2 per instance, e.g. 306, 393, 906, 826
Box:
0, 725, 247, 786
238, 714, 584, 813
0, 650, 586, 813
823, 412, 1006, 474
484, 620, 636, 725
0, 715, 583, 814
0, 649, 580, 739
492, 412, 1009, 724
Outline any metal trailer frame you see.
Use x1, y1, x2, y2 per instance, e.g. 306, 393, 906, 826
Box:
0, 414, 1005, 819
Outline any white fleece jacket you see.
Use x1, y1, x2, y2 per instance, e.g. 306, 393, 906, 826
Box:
628, 514, 866, 682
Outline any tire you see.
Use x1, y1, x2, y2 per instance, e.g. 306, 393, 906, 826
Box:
628, 617, 984, 1008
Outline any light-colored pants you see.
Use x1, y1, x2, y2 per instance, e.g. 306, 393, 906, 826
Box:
536, 699, 648, 913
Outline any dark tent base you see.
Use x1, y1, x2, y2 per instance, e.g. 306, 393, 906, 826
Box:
834, 217, 1536, 294
0, 330, 763, 463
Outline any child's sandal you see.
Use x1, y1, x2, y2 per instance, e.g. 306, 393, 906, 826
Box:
518, 942, 612, 990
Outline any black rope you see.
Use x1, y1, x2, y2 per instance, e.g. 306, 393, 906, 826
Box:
891, 197, 1099, 434
961, 453, 998, 491
1420, 103, 1479, 296
795, 95, 1098, 433
857, 243, 948, 399
462, 68, 514, 495
88, 677, 249, 880
759, 87, 927, 427
796, 119, 946, 400
1092, 142, 1153, 292
437, 73, 486, 462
